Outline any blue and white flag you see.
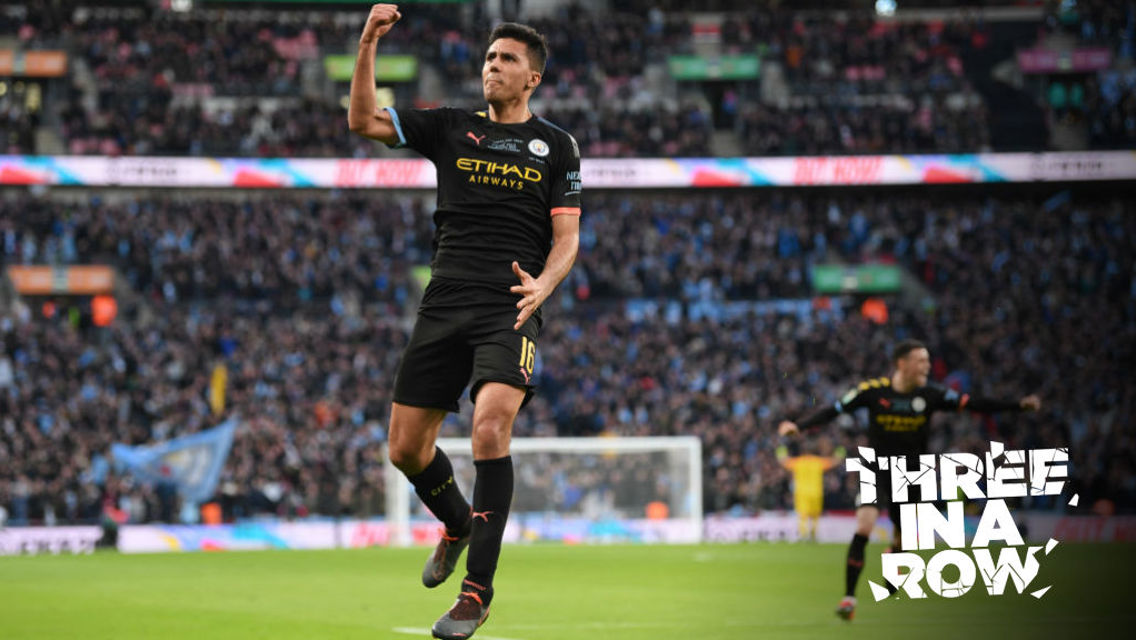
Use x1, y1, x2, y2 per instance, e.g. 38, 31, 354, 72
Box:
111, 418, 237, 504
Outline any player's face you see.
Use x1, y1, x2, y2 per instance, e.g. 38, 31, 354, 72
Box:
899, 348, 931, 386
483, 38, 540, 103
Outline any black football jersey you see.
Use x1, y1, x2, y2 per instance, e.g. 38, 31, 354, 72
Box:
832, 377, 968, 456
385, 107, 581, 293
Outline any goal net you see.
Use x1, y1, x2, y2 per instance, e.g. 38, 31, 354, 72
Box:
384, 437, 703, 546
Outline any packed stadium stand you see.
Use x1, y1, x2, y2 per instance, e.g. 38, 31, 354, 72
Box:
1, 0, 1133, 529
2, 185, 1133, 523
3, 0, 1132, 157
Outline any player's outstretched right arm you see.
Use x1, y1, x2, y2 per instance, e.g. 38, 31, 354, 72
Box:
779, 381, 872, 437
348, 4, 402, 144
781, 405, 841, 436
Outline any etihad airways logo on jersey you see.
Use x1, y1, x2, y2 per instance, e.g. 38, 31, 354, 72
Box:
456, 157, 543, 190
876, 414, 927, 431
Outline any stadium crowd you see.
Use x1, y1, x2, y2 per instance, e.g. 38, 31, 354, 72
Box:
13, 2, 1134, 156
738, 98, 989, 157
1086, 70, 1136, 149
1, 187, 1132, 525
0, 85, 39, 156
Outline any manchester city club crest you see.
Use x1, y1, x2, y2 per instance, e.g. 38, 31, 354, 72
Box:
528, 138, 550, 157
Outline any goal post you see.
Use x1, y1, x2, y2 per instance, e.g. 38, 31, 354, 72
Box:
384, 437, 703, 546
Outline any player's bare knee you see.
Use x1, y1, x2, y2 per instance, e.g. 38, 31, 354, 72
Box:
471, 416, 512, 459
388, 440, 431, 475
855, 508, 877, 536
856, 513, 876, 534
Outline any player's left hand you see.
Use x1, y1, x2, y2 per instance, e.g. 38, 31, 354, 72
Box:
510, 261, 552, 331
1020, 394, 1041, 411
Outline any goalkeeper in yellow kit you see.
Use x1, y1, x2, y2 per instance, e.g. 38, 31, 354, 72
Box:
777, 440, 844, 542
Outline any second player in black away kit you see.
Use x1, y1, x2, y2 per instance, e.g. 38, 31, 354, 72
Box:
778, 339, 1041, 621
794, 376, 1020, 524
349, 9, 580, 640
387, 106, 581, 411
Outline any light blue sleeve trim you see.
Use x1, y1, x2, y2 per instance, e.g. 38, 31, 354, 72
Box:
834, 401, 843, 413
383, 106, 407, 148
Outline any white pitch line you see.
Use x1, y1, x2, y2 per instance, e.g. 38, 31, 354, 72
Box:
391, 626, 525, 640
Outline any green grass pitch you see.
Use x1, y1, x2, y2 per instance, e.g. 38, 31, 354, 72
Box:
1, 542, 1132, 639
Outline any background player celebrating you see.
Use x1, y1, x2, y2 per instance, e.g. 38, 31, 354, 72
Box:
348, 5, 581, 639
778, 339, 1041, 621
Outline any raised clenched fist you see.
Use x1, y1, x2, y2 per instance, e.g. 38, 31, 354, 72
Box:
360, 4, 401, 44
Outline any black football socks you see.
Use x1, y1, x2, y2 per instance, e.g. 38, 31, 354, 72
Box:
408, 447, 472, 537
846, 533, 869, 597
462, 455, 514, 606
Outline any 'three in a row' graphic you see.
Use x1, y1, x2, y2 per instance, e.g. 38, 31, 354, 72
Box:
846, 442, 1070, 600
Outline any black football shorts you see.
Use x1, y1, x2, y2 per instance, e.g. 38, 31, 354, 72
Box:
393, 278, 539, 412
855, 466, 903, 534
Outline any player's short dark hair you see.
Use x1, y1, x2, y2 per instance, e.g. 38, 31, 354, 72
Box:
489, 22, 548, 74
892, 339, 927, 362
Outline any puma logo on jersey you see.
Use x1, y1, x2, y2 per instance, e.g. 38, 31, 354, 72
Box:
466, 131, 486, 146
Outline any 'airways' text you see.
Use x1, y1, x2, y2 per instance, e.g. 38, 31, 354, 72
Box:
468, 174, 528, 190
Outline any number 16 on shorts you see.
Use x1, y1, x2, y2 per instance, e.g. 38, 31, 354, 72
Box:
519, 336, 536, 380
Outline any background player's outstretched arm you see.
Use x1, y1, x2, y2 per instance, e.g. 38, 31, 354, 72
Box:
510, 215, 579, 330
348, 4, 402, 144
779, 381, 873, 436
779, 406, 840, 436
951, 392, 1042, 413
